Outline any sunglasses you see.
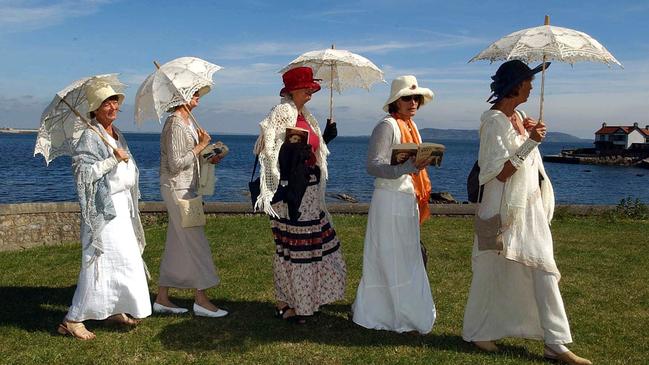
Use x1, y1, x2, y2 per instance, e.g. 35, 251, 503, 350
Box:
399, 95, 421, 102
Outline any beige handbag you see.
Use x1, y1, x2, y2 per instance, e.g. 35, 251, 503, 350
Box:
474, 183, 506, 251
173, 191, 206, 228
474, 214, 504, 251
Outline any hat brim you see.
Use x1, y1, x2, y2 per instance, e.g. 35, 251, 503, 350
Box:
488, 61, 551, 103
280, 81, 321, 97
87, 92, 125, 118
382, 87, 434, 112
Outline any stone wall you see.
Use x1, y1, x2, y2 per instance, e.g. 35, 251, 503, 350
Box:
0, 202, 614, 252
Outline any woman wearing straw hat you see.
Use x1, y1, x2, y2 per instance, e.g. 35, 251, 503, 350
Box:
462, 60, 591, 365
254, 66, 345, 324
153, 88, 229, 318
351, 75, 437, 334
58, 81, 151, 340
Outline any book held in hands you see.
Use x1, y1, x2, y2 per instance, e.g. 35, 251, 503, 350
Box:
285, 127, 309, 144
390, 142, 445, 166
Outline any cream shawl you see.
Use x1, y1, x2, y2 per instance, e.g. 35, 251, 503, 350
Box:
253, 98, 330, 217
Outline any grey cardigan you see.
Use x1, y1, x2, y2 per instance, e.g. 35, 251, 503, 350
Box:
159, 114, 199, 190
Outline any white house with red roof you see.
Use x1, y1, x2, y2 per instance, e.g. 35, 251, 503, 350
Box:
594, 122, 649, 150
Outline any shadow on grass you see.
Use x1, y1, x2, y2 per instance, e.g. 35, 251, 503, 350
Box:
155, 299, 544, 362
0, 285, 74, 331
0, 285, 153, 336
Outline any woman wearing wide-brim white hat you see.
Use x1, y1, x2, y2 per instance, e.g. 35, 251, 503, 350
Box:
58, 81, 151, 340
352, 75, 437, 334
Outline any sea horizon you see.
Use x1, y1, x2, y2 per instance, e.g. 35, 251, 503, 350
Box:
2, 133, 647, 206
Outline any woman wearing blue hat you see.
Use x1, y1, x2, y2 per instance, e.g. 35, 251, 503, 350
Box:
462, 60, 591, 365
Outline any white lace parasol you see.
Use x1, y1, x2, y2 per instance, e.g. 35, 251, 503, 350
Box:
134, 56, 222, 126
279, 46, 385, 120
34, 74, 126, 165
469, 16, 622, 121
469, 24, 622, 66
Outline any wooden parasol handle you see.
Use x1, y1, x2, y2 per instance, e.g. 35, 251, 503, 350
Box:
153, 61, 203, 131
539, 15, 550, 124
329, 44, 335, 121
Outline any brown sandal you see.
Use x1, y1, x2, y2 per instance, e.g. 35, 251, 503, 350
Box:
106, 313, 141, 327
57, 321, 96, 340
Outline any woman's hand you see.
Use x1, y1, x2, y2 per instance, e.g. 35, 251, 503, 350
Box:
197, 128, 211, 148
413, 155, 434, 170
323, 118, 338, 144
113, 148, 129, 162
522, 117, 538, 130
529, 121, 547, 142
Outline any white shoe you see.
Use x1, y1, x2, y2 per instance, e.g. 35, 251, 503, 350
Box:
193, 303, 229, 318
153, 302, 189, 314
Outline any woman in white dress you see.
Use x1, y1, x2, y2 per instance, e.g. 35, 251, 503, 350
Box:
58, 81, 151, 340
352, 75, 437, 334
462, 60, 591, 365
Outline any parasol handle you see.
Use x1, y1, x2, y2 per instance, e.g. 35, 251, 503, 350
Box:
153, 61, 204, 131
329, 44, 335, 121
539, 15, 550, 124
58, 97, 117, 153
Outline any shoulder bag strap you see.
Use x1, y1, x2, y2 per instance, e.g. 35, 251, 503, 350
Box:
250, 155, 259, 182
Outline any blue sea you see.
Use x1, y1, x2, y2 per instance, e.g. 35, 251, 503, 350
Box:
1, 133, 648, 205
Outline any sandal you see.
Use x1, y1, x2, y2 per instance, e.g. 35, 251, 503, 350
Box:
57, 321, 96, 340
274, 305, 291, 319
106, 313, 141, 327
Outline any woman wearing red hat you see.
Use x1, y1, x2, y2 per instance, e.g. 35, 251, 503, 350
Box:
462, 60, 591, 365
253, 66, 345, 324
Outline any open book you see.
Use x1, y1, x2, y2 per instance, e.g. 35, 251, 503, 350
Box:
285, 127, 309, 144
390, 142, 445, 166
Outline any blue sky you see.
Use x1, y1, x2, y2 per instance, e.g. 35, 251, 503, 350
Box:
1, 0, 648, 138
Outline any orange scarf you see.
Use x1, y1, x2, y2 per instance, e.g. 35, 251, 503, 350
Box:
394, 115, 432, 224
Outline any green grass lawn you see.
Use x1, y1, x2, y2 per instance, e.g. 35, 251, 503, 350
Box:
0, 215, 647, 364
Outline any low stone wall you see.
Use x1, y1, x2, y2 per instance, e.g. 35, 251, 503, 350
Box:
0, 202, 614, 252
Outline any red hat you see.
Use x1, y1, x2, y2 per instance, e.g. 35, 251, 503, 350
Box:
280, 66, 321, 96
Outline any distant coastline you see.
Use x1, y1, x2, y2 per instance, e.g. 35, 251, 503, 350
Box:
0, 126, 593, 142
0, 128, 37, 134
419, 128, 591, 143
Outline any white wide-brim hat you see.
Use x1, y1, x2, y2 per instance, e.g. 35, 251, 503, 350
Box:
382, 75, 434, 112
85, 82, 125, 117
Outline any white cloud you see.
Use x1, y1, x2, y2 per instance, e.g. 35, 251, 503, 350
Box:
0, 0, 112, 32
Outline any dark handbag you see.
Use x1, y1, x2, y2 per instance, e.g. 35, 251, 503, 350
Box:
467, 161, 484, 203
248, 155, 260, 209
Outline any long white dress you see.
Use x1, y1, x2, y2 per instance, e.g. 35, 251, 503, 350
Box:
352, 117, 436, 334
66, 133, 151, 322
462, 110, 572, 345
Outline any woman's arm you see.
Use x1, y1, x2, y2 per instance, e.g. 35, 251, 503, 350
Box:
495, 122, 545, 181
366, 122, 417, 179
164, 121, 199, 175
72, 130, 120, 183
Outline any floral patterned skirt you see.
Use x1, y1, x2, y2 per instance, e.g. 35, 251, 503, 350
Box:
270, 174, 347, 316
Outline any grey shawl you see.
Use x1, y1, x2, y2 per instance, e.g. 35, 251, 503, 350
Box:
72, 123, 147, 263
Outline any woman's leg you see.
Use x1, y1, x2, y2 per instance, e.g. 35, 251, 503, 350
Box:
155, 286, 182, 307
194, 289, 220, 311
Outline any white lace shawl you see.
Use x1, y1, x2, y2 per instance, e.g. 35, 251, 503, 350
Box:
253, 98, 330, 217
478, 109, 555, 227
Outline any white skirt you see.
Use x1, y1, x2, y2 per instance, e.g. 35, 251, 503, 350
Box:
66, 190, 152, 321
462, 177, 571, 344
352, 188, 436, 334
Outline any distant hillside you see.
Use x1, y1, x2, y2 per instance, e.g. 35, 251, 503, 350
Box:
419, 128, 591, 143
